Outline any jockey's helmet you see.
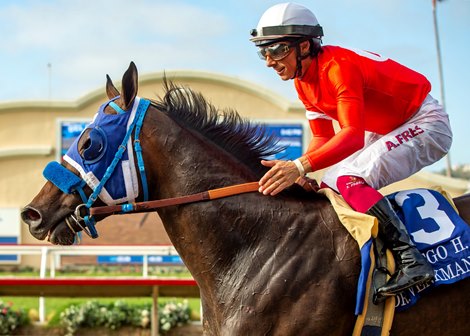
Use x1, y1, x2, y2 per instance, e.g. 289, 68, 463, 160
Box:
250, 3, 323, 47
250, 3, 323, 79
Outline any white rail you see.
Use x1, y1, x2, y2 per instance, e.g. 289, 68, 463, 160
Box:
0, 244, 179, 276
0, 244, 181, 323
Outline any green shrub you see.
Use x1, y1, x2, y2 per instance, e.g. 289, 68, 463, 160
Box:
0, 300, 29, 335
159, 301, 191, 333
60, 299, 190, 336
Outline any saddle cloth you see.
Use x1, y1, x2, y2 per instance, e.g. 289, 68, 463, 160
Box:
320, 186, 470, 314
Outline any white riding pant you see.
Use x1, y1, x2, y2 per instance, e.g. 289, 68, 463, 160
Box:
322, 95, 453, 192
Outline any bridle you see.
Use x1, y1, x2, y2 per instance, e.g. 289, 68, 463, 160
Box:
43, 97, 260, 240
63, 172, 259, 239
62, 178, 259, 239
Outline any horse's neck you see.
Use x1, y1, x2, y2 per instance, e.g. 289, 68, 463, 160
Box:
159, 136, 255, 196
149, 120, 261, 276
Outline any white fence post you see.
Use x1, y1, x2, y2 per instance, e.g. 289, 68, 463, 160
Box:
143, 254, 149, 278
39, 246, 48, 324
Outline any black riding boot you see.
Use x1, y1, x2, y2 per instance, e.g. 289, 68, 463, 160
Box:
367, 198, 434, 297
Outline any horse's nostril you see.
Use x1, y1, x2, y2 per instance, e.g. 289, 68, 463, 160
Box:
21, 206, 42, 223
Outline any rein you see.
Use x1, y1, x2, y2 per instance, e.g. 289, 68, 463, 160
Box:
89, 182, 260, 216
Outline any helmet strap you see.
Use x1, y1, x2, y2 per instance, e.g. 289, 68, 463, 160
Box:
292, 43, 311, 79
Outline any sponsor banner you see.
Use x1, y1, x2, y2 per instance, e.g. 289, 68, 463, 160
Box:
97, 255, 183, 265
261, 123, 304, 160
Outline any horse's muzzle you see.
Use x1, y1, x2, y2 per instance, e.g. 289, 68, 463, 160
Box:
21, 206, 42, 225
21, 206, 47, 239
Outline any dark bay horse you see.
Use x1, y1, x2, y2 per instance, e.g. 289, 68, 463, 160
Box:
22, 62, 469, 335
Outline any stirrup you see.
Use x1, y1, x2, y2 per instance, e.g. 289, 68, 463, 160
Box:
372, 266, 391, 305
371, 236, 391, 305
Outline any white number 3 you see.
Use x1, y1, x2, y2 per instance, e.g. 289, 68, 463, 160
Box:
394, 190, 455, 245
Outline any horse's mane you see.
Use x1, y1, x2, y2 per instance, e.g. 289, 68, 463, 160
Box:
151, 79, 284, 178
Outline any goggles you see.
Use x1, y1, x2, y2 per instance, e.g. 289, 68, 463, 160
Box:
257, 42, 293, 61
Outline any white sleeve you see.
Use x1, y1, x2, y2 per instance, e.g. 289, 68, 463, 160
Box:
305, 110, 333, 121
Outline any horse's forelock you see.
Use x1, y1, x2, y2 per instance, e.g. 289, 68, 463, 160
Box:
151, 79, 283, 178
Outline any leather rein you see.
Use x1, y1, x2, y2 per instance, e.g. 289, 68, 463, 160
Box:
61, 182, 259, 241
88, 177, 318, 217
89, 182, 260, 217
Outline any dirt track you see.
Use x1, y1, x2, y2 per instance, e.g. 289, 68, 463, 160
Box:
16, 322, 203, 336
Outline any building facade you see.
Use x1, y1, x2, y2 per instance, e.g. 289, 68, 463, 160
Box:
0, 70, 467, 267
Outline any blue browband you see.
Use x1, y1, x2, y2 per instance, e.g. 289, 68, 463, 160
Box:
43, 98, 151, 239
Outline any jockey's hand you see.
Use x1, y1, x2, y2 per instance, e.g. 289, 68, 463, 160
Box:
258, 160, 299, 196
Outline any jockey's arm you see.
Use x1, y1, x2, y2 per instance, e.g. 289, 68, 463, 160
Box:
258, 101, 364, 196
303, 99, 365, 173
306, 117, 335, 152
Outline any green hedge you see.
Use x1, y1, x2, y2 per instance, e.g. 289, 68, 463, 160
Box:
60, 299, 190, 336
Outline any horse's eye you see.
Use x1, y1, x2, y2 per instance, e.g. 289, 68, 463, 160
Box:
78, 127, 108, 164
83, 138, 92, 150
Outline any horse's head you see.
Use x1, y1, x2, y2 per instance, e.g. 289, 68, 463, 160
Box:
21, 62, 143, 245
22, 61, 286, 246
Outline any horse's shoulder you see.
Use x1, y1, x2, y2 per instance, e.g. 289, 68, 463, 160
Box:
280, 190, 360, 261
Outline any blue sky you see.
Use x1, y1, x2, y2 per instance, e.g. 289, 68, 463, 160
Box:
1, 0, 469, 172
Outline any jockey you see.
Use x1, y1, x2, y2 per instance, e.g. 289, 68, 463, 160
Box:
252, 3, 453, 299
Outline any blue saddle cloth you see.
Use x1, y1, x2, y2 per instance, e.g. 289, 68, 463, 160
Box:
386, 188, 470, 311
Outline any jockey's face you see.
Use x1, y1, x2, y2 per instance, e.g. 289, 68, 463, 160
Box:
263, 40, 310, 81
264, 43, 296, 81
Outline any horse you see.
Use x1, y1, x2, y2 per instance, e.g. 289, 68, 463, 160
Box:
22, 62, 470, 335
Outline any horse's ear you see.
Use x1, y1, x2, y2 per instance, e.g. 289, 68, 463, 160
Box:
106, 74, 120, 99
121, 62, 138, 110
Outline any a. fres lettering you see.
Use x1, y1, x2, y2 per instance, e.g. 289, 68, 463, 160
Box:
386, 125, 424, 151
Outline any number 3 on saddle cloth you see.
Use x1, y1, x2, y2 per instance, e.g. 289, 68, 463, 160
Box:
386, 188, 470, 311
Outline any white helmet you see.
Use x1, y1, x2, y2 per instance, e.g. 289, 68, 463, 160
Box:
250, 3, 323, 45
